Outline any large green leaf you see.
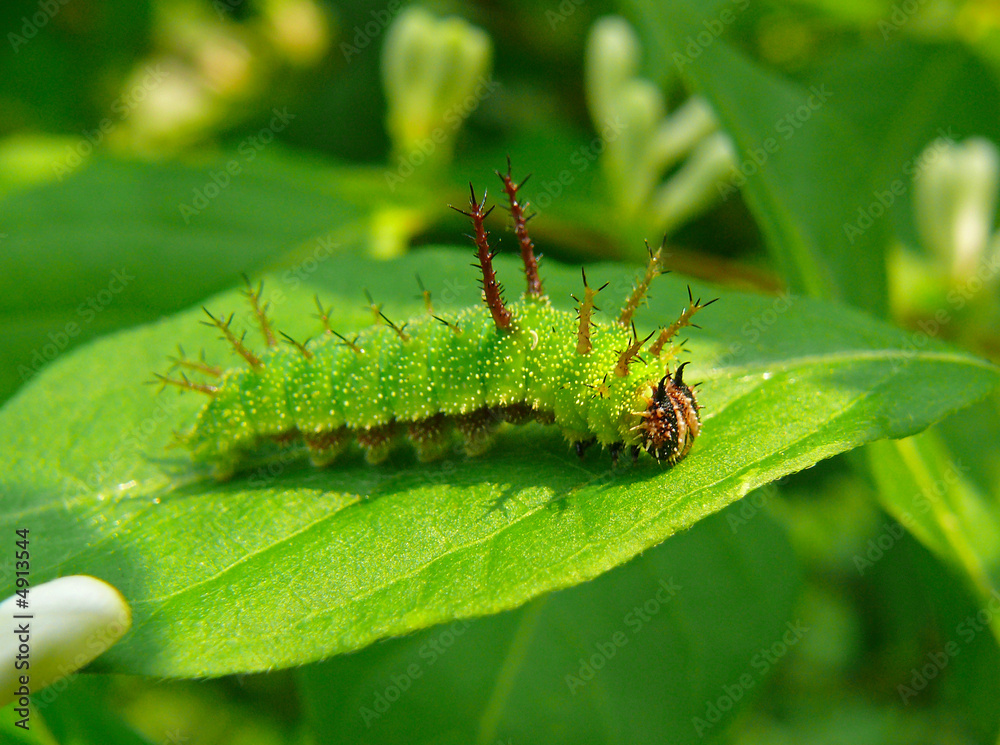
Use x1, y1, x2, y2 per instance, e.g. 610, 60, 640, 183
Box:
298, 506, 800, 745
0, 248, 996, 678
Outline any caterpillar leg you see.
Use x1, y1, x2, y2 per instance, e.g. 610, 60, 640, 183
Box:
357, 424, 395, 464
497, 402, 534, 425
407, 415, 451, 462
304, 429, 348, 467
455, 409, 498, 457
574, 438, 597, 460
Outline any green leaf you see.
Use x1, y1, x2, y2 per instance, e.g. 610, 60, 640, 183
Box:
623, 0, 892, 313
33, 678, 152, 745
1, 248, 996, 678
626, 4, 1000, 317
794, 39, 1000, 252
298, 507, 801, 745
867, 398, 1000, 643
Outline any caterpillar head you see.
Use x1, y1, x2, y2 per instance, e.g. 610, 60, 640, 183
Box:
633, 362, 701, 465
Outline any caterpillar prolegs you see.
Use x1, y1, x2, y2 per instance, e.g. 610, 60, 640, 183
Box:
155, 162, 714, 478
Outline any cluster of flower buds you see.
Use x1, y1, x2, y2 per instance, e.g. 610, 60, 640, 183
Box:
584, 16, 738, 236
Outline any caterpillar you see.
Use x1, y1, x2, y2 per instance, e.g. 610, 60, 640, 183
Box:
155, 162, 714, 479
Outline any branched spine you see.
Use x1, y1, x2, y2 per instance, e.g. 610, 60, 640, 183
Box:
649, 287, 717, 357
201, 308, 262, 368
451, 183, 512, 330
378, 311, 410, 342
280, 331, 314, 359
242, 274, 277, 348
432, 315, 463, 335
572, 268, 607, 355
364, 290, 384, 325
330, 328, 361, 354
313, 296, 334, 335
168, 345, 222, 378
150, 372, 218, 396
614, 322, 655, 377
416, 274, 434, 314
497, 156, 543, 297
619, 238, 667, 327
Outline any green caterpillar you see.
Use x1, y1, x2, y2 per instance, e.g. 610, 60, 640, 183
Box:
156, 163, 712, 478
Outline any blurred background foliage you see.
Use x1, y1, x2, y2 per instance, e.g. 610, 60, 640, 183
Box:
2, 0, 1000, 742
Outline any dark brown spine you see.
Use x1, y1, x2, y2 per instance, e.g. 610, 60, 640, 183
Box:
497, 157, 543, 297
452, 184, 512, 330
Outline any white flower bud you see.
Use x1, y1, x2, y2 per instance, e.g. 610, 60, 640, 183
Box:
382, 8, 492, 166
914, 137, 999, 283
1, 575, 131, 708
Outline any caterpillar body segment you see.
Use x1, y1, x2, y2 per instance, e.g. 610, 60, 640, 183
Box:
158, 162, 709, 478
178, 296, 696, 477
